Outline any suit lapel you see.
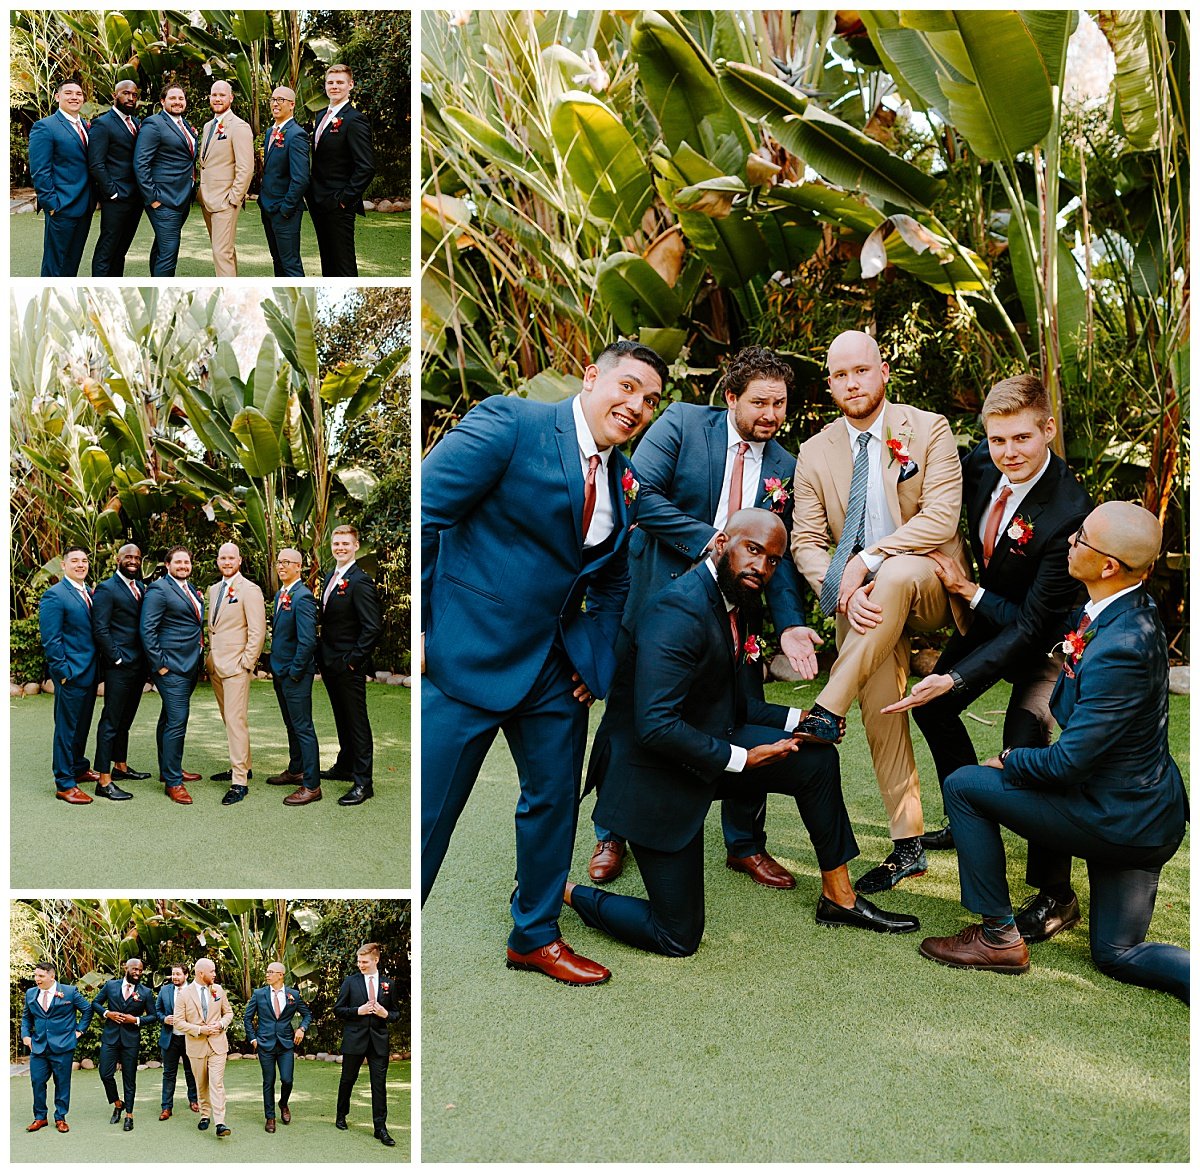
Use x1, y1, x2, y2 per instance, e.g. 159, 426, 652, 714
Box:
987, 458, 1059, 572
56, 110, 87, 155
821, 421, 851, 526
705, 413, 727, 521
554, 398, 585, 549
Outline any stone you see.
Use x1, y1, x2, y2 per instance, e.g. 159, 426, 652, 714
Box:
401, 676, 412, 688
363, 200, 375, 212
143, 682, 155, 693
375, 670, 391, 682
387, 674, 405, 686
41, 680, 55, 694
23, 682, 40, 696
1169, 665, 1190, 695
911, 648, 941, 677
377, 198, 394, 212
79, 1059, 93, 1070
145, 1060, 161, 1068
766, 653, 805, 683
11, 683, 25, 697
96, 681, 105, 697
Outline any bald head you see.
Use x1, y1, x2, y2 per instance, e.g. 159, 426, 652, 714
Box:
826, 331, 888, 427
724, 508, 786, 550
1085, 502, 1162, 574
194, 958, 215, 983
210, 79, 233, 115
118, 542, 140, 558
216, 542, 242, 579
210, 80, 232, 96
712, 508, 787, 608
827, 330, 882, 369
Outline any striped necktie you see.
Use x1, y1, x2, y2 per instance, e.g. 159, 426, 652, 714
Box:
820, 431, 872, 617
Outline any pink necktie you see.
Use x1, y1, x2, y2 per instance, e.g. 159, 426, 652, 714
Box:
982, 486, 1013, 565
727, 442, 749, 516
581, 455, 601, 539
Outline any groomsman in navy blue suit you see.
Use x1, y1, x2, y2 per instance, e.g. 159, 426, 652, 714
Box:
243, 961, 313, 1132
259, 86, 310, 276
155, 963, 199, 1118
268, 548, 322, 806
87, 79, 144, 276
21, 960, 94, 1133
39, 547, 99, 804
140, 546, 205, 803
588, 345, 822, 888
91, 543, 152, 801
133, 83, 197, 276
422, 340, 666, 985
92, 957, 156, 1130
29, 79, 96, 277
920, 502, 1190, 1001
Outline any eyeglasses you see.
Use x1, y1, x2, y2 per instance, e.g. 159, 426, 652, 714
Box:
1071, 524, 1134, 572
269, 97, 294, 104
276, 558, 301, 566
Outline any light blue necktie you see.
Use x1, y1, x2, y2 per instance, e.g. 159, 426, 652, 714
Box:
200, 988, 210, 1020
820, 431, 872, 617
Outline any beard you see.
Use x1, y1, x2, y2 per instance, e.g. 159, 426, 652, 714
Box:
716, 551, 766, 617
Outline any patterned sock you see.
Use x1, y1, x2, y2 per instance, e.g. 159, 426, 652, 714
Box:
982, 915, 1020, 944
893, 836, 924, 865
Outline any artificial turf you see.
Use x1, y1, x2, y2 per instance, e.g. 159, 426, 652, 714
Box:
10, 681, 409, 889
9, 206, 412, 278
10, 1056, 410, 1162
421, 678, 1190, 1162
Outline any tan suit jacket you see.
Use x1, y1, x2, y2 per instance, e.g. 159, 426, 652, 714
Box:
790, 399, 971, 631
177, 980, 233, 1058
197, 110, 254, 212
206, 572, 266, 678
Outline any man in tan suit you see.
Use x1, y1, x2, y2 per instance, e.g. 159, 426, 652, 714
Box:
196, 80, 254, 276
207, 543, 266, 805
178, 958, 233, 1138
791, 330, 969, 893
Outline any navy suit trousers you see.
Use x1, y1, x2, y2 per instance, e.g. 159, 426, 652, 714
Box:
160, 1034, 197, 1110
323, 664, 373, 782
423, 648, 588, 952
261, 208, 304, 276
99, 1038, 139, 1109
145, 203, 188, 276
93, 664, 146, 773
274, 674, 319, 786
154, 669, 197, 785
946, 764, 1189, 1001
257, 1046, 295, 1117
52, 678, 97, 789
31, 1050, 75, 1121
41, 210, 92, 277
91, 197, 143, 276
573, 737, 854, 956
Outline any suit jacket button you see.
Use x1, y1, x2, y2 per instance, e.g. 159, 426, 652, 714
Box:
669, 573, 678, 579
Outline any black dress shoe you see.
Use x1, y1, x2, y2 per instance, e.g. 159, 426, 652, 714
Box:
123, 1116, 133, 1132
920, 825, 956, 851
375, 1128, 396, 1146
792, 702, 845, 744
335, 1117, 348, 1130
110, 1103, 123, 1124
211, 768, 253, 781
320, 768, 354, 781
220, 785, 249, 805
854, 842, 928, 894
1014, 890, 1081, 942
216, 1123, 230, 1137
96, 781, 133, 801
111, 767, 151, 781
815, 894, 920, 933
337, 784, 374, 806
198, 1117, 210, 1130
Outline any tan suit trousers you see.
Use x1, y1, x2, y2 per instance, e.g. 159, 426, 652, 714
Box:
210, 668, 252, 784
202, 204, 241, 277
193, 1050, 227, 1122
816, 554, 952, 839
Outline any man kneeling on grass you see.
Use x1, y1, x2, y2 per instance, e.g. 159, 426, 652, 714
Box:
565, 509, 918, 959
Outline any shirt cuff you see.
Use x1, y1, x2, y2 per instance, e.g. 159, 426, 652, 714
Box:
725, 745, 748, 773
860, 551, 885, 573
784, 708, 802, 732
969, 587, 985, 610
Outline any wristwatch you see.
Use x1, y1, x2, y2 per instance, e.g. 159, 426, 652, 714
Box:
998, 747, 1013, 764
948, 670, 966, 694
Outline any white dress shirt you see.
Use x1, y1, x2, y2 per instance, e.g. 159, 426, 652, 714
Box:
842, 411, 892, 573
713, 415, 765, 531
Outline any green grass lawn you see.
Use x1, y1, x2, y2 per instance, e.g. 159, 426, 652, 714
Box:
10, 206, 411, 278
10, 681, 409, 889
10, 1056, 410, 1162
421, 678, 1190, 1162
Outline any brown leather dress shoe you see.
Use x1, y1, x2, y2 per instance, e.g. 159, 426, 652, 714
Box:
55, 787, 94, 805
725, 851, 796, 889
181, 769, 201, 782
505, 938, 611, 985
164, 783, 193, 805
919, 923, 1030, 973
26, 1119, 48, 1132
279, 1104, 291, 1124
76, 769, 101, 783
265, 1118, 276, 1133
266, 770, 305, 786
189, 1101, 200, 1113
55, 1120, 70, 1133
588, 839, 626, 883
159, 1110, 171, 1121
283, 785, 322, 806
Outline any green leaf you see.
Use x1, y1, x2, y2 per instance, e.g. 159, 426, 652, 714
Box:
520, 371, 580, 402
319, 362, 370, 406
550, 91, 654, 237
637, 327, 688, 363
230, 408, 283, 478
595, 252, 683, 334
79, 445, 113, 502
335, 466, 379, 501
1098, 11, 1162, 151
253, 335, 278, 416
292, 293, 319, 380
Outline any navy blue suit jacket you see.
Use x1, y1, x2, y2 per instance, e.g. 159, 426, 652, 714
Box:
91, 573, 146, 671
92, 978, 156, 1047
155, 982, 186, 1051
1002, 589, 1187, 849
423, 394, 638, 710
318, 562, 382, 672
22, 984, 94, 1054
140, 577, 205, 675
133, 111, 198, 209
308, 104, 374, 215
943, 443, 1091, 689
29, 110, 95, 218
259, 119, 310, 216
590, 565, 791, 852
87, 108, 142, 201
270, 583, 318, 678
625, 402, 807, 632
243, 985, 313, 1051
39, 579, 98, 686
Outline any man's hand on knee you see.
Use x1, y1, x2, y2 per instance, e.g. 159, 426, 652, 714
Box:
846, 583, 883, 633
836, 553, 870, 613
745, 738, 800, 768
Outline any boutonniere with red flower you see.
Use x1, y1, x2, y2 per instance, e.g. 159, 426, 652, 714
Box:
214, 119, 226, 141
226, 583, 238, 604
381, 981, 390, 993
1006, 514, 1034, 554
54, 990, 64, 1000
270, 127, 285, 149
336, 579, 349, 596
743, 634, 768, 663
279, 592, 292, 611
329, 116, 343, 133
286, 993, 295, 1003
622, 468, 639, 507
885, 427, 920, 482
1049, 625, 1096, 679
762, 476, 790, 513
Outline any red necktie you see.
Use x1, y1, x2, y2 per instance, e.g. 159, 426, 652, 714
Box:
273, 991, 283, 1019
1076, 611, 1092, 637
176, 118, 195, 155
78, 586, 92, 610
982, 486, 1013, 565
177, 579, 201, 620
581, 455, 601, 540
124, 115, 137, 138
729, 608, 740, 657
73, 120, 88, 148
129, 580, 141, 602
727, 442, 749, 518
